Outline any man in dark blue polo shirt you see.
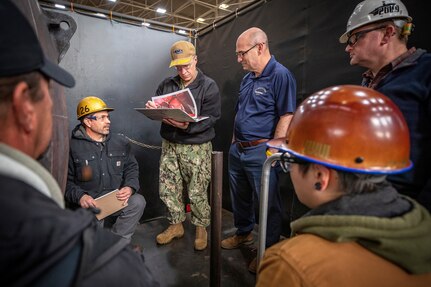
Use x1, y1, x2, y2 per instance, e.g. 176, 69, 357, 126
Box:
221, 27, 296, 273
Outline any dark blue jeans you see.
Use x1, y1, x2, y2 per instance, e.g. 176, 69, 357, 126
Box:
228, 142, 282, 247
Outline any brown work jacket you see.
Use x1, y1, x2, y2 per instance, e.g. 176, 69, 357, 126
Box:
257, 234, 431, 287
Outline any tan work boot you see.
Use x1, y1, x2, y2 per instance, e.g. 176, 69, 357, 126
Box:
221, 233, 254, 249
156, 223, 184, 245
194, 226, 207, 251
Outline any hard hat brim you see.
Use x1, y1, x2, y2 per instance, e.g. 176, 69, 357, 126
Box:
266, 138, 413, 175
339, 15, 413, 44
77, 107, 114, 120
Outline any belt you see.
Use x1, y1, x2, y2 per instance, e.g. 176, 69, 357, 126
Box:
237, 139, 269, 149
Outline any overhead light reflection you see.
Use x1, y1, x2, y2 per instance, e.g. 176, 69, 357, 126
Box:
94, 13, 106, 18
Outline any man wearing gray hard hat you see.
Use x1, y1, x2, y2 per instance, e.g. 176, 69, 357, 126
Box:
340, 0, 431, 212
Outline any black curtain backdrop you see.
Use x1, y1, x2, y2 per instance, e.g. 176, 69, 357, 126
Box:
196, 0, 430, 234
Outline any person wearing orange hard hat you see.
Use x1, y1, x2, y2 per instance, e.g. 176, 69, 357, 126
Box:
256, 85, 431, 287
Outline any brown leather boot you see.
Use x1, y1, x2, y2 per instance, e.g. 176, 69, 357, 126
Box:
194, 226, 207, 251
221, 233, 254, 249
156, 223, 184, 245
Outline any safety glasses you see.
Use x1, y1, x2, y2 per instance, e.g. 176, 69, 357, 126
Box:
279, 152, 308, 173
346, 25, 387, 46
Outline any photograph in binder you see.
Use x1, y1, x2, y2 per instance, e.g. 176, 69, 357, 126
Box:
135, 88, 209, 122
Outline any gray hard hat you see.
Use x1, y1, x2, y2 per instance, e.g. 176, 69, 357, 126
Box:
339, 0, 412, 43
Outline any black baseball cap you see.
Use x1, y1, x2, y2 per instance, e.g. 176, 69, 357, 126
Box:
0, 0, 75, 88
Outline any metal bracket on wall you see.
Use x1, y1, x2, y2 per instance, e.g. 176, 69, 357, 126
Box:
43, 10, 77, 63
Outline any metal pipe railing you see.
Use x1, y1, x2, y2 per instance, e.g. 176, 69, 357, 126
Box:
257, 152, 282, 268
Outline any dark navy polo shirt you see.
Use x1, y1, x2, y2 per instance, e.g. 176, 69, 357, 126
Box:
234, 56, 296, 142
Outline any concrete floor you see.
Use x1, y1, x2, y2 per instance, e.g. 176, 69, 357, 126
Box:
131, 209, 257, 287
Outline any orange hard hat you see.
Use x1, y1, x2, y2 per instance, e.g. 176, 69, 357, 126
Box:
268, 85, 412, 174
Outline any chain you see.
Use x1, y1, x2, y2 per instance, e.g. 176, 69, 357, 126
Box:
125, 136, 161, 150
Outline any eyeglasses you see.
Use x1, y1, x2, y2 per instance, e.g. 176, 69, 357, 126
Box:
236, 43, 261, 58
279, 152, 308, 173
175, 63, 193, 72
87, 115, 110, 122
346, 25, 387, 46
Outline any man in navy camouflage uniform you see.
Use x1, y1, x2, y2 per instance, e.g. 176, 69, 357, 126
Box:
146, 41, 221, 250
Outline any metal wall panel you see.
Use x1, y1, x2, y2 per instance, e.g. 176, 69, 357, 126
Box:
15, 0, 71, 192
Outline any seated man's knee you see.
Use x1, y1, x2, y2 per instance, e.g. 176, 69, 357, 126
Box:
129, 193, 146, 210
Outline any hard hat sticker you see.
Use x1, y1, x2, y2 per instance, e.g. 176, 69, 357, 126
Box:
303, 140, 330, 159
370, 2, 400, 16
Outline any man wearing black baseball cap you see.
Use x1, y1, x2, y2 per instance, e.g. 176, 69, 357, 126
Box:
0, 1, 158, 286
0, 0, 75, 87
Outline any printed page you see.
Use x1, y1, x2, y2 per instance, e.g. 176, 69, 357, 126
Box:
135, 88, 209, 122
151, 88, 198, 118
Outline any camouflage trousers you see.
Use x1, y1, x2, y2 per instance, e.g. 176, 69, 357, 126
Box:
159, 139, 211, 227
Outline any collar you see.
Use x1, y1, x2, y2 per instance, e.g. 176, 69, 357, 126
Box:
74, 124, 110, 143
305, 184, 411, 218
174, 68, 202, 88
0, 143, 64, 207
363, 47, 418, 81
251, 55, 276, 79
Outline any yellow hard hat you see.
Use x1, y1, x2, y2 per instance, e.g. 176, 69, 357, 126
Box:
268, 85, 412, 175
76, 96, 114, 120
